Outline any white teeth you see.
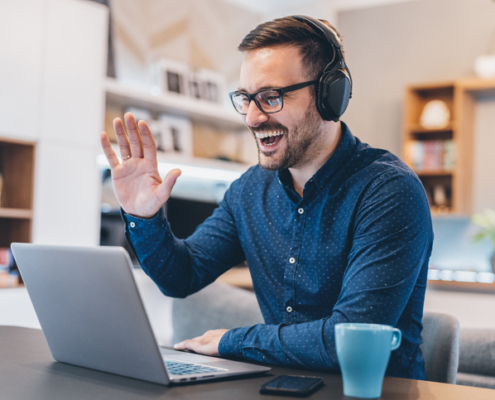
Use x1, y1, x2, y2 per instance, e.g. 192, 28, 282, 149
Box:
255, 131, 284, 139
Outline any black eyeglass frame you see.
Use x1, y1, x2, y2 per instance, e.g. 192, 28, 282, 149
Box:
229, 80, 318, 115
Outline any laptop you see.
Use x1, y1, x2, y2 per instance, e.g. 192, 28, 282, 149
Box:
10, 243, 270, 385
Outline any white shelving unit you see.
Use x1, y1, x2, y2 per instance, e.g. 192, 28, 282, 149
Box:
103, 78, 253, 203
1, 0, 108, 247
104, 78, 246, 132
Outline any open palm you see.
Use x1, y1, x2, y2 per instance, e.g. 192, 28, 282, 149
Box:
100, 113, 181, 218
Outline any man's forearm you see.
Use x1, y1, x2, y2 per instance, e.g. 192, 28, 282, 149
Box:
122, 207, 198, 298
218, 318, 342, 372
122, 195, 246, 298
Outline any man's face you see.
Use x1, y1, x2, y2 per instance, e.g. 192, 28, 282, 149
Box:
239, 45, 324, 170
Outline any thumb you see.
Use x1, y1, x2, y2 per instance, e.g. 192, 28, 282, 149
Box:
157, 168, 182, 201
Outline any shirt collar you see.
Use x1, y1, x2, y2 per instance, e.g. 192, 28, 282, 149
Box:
277, 121, 357, 193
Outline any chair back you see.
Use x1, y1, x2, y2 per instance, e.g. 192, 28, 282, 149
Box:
171, 282, 263, 344
420, 311, 460, 384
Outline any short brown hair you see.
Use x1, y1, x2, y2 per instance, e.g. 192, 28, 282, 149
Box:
238, 17, 343, 82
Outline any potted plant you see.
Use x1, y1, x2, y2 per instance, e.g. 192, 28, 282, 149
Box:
472, 209, 495, 274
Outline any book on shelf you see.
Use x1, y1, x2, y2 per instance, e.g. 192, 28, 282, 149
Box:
0, 248, 14, 272
406, 140, 455, 172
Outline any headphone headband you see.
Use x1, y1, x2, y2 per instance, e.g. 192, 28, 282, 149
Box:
289, 15, 353, 121
292, 15, 341, 50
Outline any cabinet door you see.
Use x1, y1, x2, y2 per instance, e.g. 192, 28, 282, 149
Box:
40, 0, 108, 147
32, 142, 102, 246
0, 0, 45, 140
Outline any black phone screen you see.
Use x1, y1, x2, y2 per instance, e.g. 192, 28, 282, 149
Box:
259, 375, 324, 397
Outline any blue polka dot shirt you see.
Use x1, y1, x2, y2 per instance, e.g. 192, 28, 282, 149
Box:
123, 122, 433, 380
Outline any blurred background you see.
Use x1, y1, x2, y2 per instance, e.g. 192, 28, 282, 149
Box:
1, 0, 495, 333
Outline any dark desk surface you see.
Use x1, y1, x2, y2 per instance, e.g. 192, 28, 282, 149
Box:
0, 326, 492, 400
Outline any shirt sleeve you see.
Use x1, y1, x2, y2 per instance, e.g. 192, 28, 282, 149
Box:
123, 177, 247, 298
219, 171, 433, 371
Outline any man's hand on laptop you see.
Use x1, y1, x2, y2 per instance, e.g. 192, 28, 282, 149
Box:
173, 329, 228, 356
100, 112, 181, 219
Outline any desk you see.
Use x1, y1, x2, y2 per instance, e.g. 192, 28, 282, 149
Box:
0, 326, 492, 400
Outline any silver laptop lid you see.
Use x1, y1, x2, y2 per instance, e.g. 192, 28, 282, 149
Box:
11, 243, 170, 385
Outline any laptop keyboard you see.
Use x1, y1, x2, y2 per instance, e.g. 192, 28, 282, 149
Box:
164, 359, 225, 376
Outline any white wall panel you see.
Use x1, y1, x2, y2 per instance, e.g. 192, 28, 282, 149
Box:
0, 0, 45, 140
32, 141, 101, 246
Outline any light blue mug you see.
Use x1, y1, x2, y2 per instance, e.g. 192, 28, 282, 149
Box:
335, 323, 401, 399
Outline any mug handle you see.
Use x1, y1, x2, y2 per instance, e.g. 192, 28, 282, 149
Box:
391, 328, 402, 350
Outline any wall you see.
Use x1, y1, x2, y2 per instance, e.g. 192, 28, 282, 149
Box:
262, 1, 337, 24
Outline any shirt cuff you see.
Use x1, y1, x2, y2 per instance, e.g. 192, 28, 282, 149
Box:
120, 207, 167, 235
218, 326, 250, 358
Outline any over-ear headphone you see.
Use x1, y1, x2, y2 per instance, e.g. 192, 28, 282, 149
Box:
291, 15, 353, 122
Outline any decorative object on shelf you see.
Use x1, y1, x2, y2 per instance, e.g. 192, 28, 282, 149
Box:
123, 106, 167, 151
433, 185, 447, 206
124, 106, 151, 123
473, 2, 495, 79
158, 114, 193, 156
419, 99, 450, 129
472, 209, 495, 274
152, 58, 227, 104
187, 72, 202, 100
153, 58, 190, 96
474, 55, 495, 79
196, 68, 227, 104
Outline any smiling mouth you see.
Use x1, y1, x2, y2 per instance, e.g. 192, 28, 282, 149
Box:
255, 130, 285, 147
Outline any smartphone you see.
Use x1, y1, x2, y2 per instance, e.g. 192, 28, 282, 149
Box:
259, 375, 324, 397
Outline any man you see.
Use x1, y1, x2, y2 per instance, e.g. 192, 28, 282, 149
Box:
100, 16, 433, 380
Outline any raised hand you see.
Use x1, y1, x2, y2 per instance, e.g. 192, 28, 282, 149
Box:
100, 112, 181, 219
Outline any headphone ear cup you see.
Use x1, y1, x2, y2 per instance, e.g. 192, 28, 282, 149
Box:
316, 69, 351, 122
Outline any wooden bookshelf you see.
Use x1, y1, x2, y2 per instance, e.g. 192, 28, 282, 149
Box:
0, 137, 36, 288
402, 78, 495, 215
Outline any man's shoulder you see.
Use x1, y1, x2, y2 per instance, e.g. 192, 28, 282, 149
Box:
351, 141, 421, 187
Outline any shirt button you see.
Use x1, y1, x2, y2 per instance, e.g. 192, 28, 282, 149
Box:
298, 208, 304, 214
130, 222, 136, 228
286, 306, 293, 313
289, 257, 295, 264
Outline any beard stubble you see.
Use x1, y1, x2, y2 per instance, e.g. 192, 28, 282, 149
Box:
252, 104, 325, 171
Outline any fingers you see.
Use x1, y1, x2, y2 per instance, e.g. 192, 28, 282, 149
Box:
100, 132, 120, 169
113, 117, 132, 160
173, 329, 226, 356
173, 336, 205, 353
124, 113, 144, 158
157, 169, 182, 203
137, 120, 157, 162
173, 339, 191, 351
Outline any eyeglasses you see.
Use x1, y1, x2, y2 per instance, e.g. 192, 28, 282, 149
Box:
229, 80, 318, 115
